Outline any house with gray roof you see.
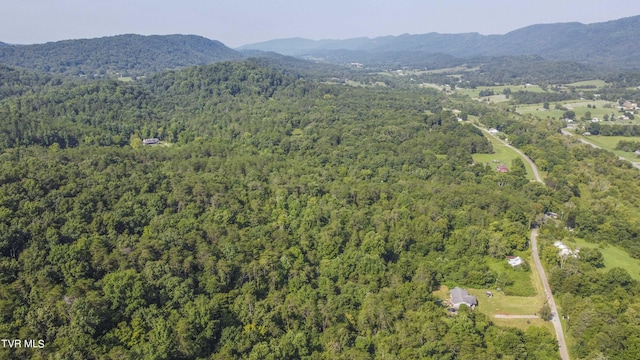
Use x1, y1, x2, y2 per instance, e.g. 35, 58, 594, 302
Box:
450, 287, 478, 309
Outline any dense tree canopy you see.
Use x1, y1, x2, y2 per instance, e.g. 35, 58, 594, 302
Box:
0, 60, 566, 359
7, 51, 640, 358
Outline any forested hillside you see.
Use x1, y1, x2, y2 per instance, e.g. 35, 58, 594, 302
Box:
0, 61, 567, 359
0, 34, 242, 77
4, 51, 640, 358
240, 15, 640, 69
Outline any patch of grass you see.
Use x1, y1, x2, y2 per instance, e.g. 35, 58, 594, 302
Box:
433, 254, 552, 332
568, 238, 640, 281
467, 289, 543, 317
458, 84, 549, 99
566, 79, 607, 89
486, 257, 536, 296
576, 135, 640, 160
491, 317, 556, 332
517, 100, 617, 121
472, 132, 536, 181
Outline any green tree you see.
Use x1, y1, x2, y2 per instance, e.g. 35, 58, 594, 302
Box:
539, 302, 552, 321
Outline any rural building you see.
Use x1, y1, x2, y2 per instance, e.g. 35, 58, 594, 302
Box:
621, 101, 638, 111
553, 241, 579, 258
143, 138, 160, 145
450, 287, 478, 309
488, 128, 499, 134
507, 256, 523, 267
496, 164, 509, 173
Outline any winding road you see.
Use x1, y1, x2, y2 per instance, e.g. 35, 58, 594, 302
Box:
479, 128, 543, 182
561, 128, 640, 170
478, 124, 570, 359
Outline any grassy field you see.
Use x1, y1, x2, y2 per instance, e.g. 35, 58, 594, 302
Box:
576, 135, 640, 160
434, 283, 554, 332
472, 131, 536, 181
486, 257, 536, 296
516, 100, 618, 120
566, 79, 607, 90
568, 237, 640, 280
433, 252, 556, 332
457, 84, 548, 99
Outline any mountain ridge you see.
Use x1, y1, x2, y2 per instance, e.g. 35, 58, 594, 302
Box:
0, 34, 242, 76
238, 15, 640, 68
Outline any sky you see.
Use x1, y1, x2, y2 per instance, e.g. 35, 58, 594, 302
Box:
2, 0, 639, 48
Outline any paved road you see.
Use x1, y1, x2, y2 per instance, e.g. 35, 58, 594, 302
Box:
477, 127, 544, 183
531, 228, 570, 360
477, 124, 569, 359
561, 128, 640, 170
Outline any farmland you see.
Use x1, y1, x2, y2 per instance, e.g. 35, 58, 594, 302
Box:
569, 238, 640, 281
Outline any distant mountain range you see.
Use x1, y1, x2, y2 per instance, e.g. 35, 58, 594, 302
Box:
239, 16, 640, 69
0, 34, 242, 76
1, 15, 639, 77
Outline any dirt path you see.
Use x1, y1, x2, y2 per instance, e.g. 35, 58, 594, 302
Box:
494, 314, 538, 319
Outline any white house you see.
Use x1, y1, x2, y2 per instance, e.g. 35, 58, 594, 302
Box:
553, 241, 579, 258
143, 138, 160, 145
507, 256, 523, 267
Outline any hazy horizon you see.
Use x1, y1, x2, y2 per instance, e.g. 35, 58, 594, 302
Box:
2, 0, 639, 48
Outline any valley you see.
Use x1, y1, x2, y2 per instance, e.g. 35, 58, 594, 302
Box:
1, 15, 640, 359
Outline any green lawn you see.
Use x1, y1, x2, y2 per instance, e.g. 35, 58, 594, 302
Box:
433, 253, 554, 332
457, 84, 549, 99
576, 135, 640, 160
516, 100, 618, 121
568, 238, 640, 280
566, 79, 607, 90
472, 132, 536, 181
434, 283, 554, 332
486, 257, 536, 296
434, 284, 542, 315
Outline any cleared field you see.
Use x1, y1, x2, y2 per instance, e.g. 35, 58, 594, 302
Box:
433, 253, 553, 332
472, 132, 536, 180
578, 135, 640, 160
566, 79, 607, 89
486, 257, 536, 296
458, 84, 549, 99
517, 100, 617, 120
568, 238, 640, 281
